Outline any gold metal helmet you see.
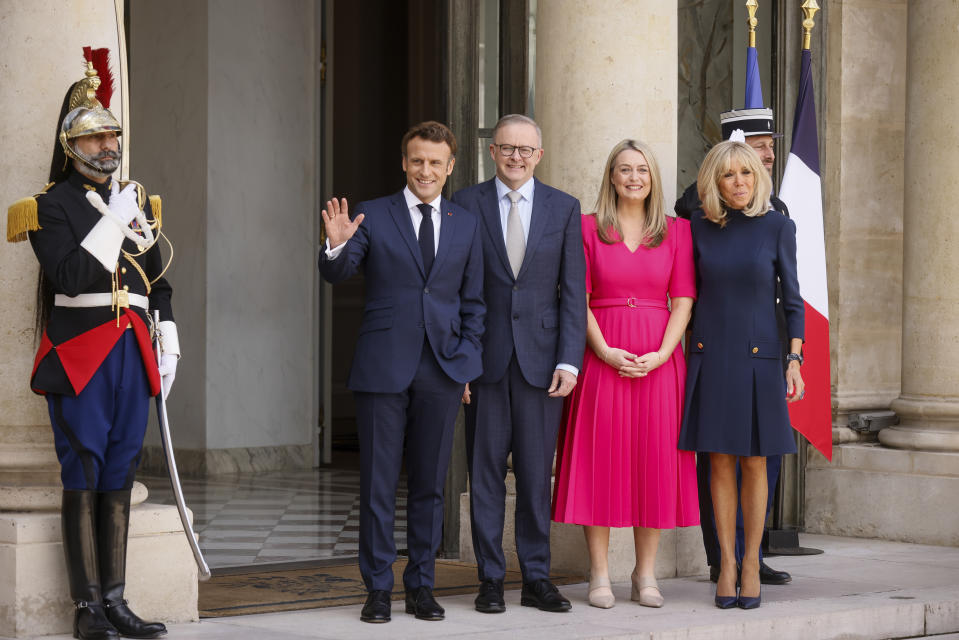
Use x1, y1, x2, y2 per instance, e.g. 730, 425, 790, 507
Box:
58, 61, 122, 164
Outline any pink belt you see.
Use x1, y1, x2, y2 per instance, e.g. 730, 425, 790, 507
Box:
589, 297, 667, 310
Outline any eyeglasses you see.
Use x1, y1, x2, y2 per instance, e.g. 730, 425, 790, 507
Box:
494, 144, 539, 158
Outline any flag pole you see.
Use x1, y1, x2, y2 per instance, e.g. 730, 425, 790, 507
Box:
746, 0, 758, 48
801, 0, 820, 51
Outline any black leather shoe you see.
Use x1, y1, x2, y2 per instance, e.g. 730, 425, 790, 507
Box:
103, 599, 166, 638
405, 586, 445, 621
759, 561, 791, 585
520, 579, 571, 612
474, 578, 506, 613
97, 491, 167, 638
62, 491, 119, 640
360, 590, 391, 623
74, 602, 119, 640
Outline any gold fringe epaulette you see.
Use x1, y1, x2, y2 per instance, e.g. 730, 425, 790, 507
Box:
6, 182, 54, 242
148, 195, 162, 229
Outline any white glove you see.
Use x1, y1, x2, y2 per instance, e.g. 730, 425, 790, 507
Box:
85, 182, 153, 249
729, 128, 747, 143
87, 181, 139, 225
158, 354, 178, 399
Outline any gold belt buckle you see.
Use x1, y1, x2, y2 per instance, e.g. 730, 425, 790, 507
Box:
116, 290, 130, 309
626, 297, 638, 308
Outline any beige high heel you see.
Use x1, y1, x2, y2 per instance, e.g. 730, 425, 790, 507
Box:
588, 575, 615, 609
631, 573, 664, 608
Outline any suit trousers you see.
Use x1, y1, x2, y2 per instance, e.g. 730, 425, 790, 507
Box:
465, 354, 564, 582
354, 341, 462, 592
697, 453, 783, 566
47, 331, 151, 491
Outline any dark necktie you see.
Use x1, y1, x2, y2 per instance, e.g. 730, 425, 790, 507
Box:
417, 203, 434, 275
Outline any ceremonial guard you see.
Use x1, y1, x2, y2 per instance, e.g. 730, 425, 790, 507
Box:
6, 50, 174, 639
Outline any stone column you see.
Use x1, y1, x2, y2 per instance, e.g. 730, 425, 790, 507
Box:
822, 0, 906, 445
881, 0, 959, 452
0, 3, 197, 636
535, 0, 679, 209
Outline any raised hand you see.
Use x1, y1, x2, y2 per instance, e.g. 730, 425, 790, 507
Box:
86, 182, 152, 248
322, 198, 365, 249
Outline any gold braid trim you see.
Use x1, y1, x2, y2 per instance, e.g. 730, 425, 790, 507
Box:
150, 230, 174, 285
6, 183, 54, 242
148, 195, 162, 229
122, 252, 152, 295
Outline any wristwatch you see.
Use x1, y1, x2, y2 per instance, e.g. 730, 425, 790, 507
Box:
786, 352, 803, 366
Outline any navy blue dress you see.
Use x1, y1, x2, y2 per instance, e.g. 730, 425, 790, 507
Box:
678, 208, 804, 456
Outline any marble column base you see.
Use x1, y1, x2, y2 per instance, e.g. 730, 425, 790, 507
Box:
805, 443, 959, 546
883, 394, 959, 451
457, 473, 706, 582
139, 443, 313, 476
0, 502, 198, 637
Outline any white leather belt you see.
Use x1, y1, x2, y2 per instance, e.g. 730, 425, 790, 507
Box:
55, 293, 149, 309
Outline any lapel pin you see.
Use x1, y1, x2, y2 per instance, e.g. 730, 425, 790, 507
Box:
447, 211, 452, 216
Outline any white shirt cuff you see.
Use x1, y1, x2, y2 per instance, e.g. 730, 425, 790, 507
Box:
80, 217, 125, 271
158, 320, 181, 357
555, 363, 579, 377
324, 238, 346, 259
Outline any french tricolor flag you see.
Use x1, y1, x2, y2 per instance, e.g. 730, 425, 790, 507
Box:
779, 49, 833, 461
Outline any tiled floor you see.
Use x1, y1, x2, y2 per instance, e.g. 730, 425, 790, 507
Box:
139, 468, 407, 568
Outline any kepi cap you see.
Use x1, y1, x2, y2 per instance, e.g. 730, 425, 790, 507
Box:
720, 108, 783, 139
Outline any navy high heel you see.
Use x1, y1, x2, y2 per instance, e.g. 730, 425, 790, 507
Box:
737, 588, 761, 609
738, 563, 762, 609
715, 592, 738, 609
714, 566, 739, 609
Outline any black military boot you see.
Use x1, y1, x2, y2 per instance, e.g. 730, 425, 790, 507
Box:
97, 490, 167, 639
61, 490, 119, 640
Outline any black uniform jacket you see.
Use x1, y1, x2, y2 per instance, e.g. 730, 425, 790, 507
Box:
28, 171, 173, 396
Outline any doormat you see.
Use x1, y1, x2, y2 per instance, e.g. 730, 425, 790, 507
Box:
199, 559, 579, 618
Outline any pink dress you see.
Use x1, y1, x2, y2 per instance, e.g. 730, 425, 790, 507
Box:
552, 214, 700, 528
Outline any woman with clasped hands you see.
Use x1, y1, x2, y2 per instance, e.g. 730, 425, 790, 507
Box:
552, 140, 699, 610
677, 140, 805, 611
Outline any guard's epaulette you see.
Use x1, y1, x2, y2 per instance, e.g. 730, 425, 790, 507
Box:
6, 182, 54, 243
148, 195, 162, 229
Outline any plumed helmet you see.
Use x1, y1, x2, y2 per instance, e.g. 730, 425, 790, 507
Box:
58, 60, 122, 164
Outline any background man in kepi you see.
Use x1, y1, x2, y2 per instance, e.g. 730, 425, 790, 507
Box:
675, 107, 793, 588
6, 51, 175, 640
453, 114, 586, 614
318, 121, 485, 624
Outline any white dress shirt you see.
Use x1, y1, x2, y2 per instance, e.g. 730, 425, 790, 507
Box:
494, 176, 578, 378
324, 186, 441, 259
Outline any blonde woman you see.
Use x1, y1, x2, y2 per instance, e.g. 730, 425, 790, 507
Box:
678, 141, 806, 610
553, 140, 698, 609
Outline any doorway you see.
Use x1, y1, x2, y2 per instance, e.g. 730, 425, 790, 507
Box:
321, 0, 448, 469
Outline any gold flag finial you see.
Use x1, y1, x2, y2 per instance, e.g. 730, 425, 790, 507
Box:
801, 0, 820, 51
746, 0, 759, 48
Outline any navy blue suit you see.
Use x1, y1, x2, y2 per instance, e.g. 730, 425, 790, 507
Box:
679, 207, 803, 456
453, 178, 586, 582
318, 190, 485, 592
